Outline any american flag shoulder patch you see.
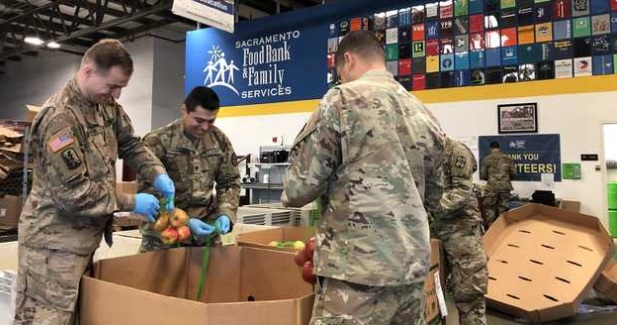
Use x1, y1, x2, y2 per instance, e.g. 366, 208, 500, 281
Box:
47, 130, 75, 153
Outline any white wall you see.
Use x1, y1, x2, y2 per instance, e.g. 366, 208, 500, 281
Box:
151, 37, 186, 129
117, 37, 155, 136
215, 91, 617, 225
605, 124, 617, 183
0, 51, 79, 120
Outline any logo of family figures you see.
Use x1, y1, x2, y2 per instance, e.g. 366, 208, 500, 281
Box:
203, 45, 240, 95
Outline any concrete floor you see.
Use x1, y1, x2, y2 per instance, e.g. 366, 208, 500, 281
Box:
443, 297, 617, 324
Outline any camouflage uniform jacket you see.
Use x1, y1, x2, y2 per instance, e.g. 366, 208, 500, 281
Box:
138, 119, 240, 230
437, 138, 482, 224
283, 70, 445, 286
19, 78, 166, 255
480, 151, 515, 192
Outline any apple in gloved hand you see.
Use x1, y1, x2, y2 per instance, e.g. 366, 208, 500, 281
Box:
169, 208, 190, 228
161, 227, 179, 245
153, 213, 170, 232
302, 261, 317, 284
177, 226, 191, 241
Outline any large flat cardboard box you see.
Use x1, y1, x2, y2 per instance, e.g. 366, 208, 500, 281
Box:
237, 228, 445, 324
594, 259, 617, 304
236, 226, 315, 252
483, 203, 613, 322
0, 195, 21, 228
80, 246, 314, 325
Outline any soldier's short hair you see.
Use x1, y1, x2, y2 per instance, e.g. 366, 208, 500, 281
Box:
82, 39, 134, 75
490, 141, 500, 149
185, 86, 220, 112
335, 30, 385, 69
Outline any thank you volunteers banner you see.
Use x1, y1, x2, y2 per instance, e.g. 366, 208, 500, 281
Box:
479, 134, 562, 182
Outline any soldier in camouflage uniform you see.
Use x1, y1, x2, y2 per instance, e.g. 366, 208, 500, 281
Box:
13, 39, 174, 325
431, 138, 488, 325
138, 86, 241, 252
480, 141, 516, 229
282, 30, 445, 325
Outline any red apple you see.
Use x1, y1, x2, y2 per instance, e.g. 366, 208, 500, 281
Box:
169, 208, 190, 228
161, 227, 179, 245
177, 226, 191, 241
302, 261, 316, 284
305, 237, 316, 261
294, 248, 308, 266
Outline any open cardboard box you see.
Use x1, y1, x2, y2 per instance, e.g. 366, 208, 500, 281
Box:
483, 203, 614, 322
594, 259, 617, 304
236, 226, 315, 252
80, 246, 314, 325
237, 227, 445, 324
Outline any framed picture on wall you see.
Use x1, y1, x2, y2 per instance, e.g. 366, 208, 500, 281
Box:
497, 102, 538, 134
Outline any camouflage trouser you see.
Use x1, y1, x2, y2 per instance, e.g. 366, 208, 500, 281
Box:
309, 277, 426, 325
13, 246, 92, 325
482, 190, 510, 229
436, 224, 488, 325
139, 234, 223, 253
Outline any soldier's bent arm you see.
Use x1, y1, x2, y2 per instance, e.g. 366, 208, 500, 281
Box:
509, 157, 517, 179
41, 110, 130, 216
282, 90, 342, 207
138, 132, 166, 196
425, 150, 445, 215
215, 134, 241, 222
479, 157, 488, 180
440, 150, 475, 215
115, 106, 166, 190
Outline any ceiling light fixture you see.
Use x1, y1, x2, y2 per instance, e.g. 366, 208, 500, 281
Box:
47, 41, 61, 49
24, 36, 44, 46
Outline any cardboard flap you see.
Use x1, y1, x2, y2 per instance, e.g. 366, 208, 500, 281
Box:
187, 246, 242, 303
236, 226, 315, 252
594, 260, 617, 303
93, 247, 189, 299
240, 247, 313, 301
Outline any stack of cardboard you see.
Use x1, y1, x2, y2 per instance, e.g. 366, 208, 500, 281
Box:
0, 118, 31, 229
0, 124, 26, 182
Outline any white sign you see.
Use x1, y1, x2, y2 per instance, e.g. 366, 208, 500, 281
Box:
173, 0, 235, 34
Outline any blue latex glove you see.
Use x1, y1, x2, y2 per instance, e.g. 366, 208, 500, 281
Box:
215, 215, 231, 234
154, 174, 175, 210
133, 193, 160, 222
188, 218, 215, 238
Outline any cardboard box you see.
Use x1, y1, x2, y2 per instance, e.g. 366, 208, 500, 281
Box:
237, 228, 444, 324
559, 200, 581, 213
25, 105, 40, 123
80, 246, 314, 325
483, 203, 613, 322
236, 226, 315, 252
594, 259, 617, 304
0, 195, 22, 228
115, 181, 137, 195
424, 239, 445, 325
